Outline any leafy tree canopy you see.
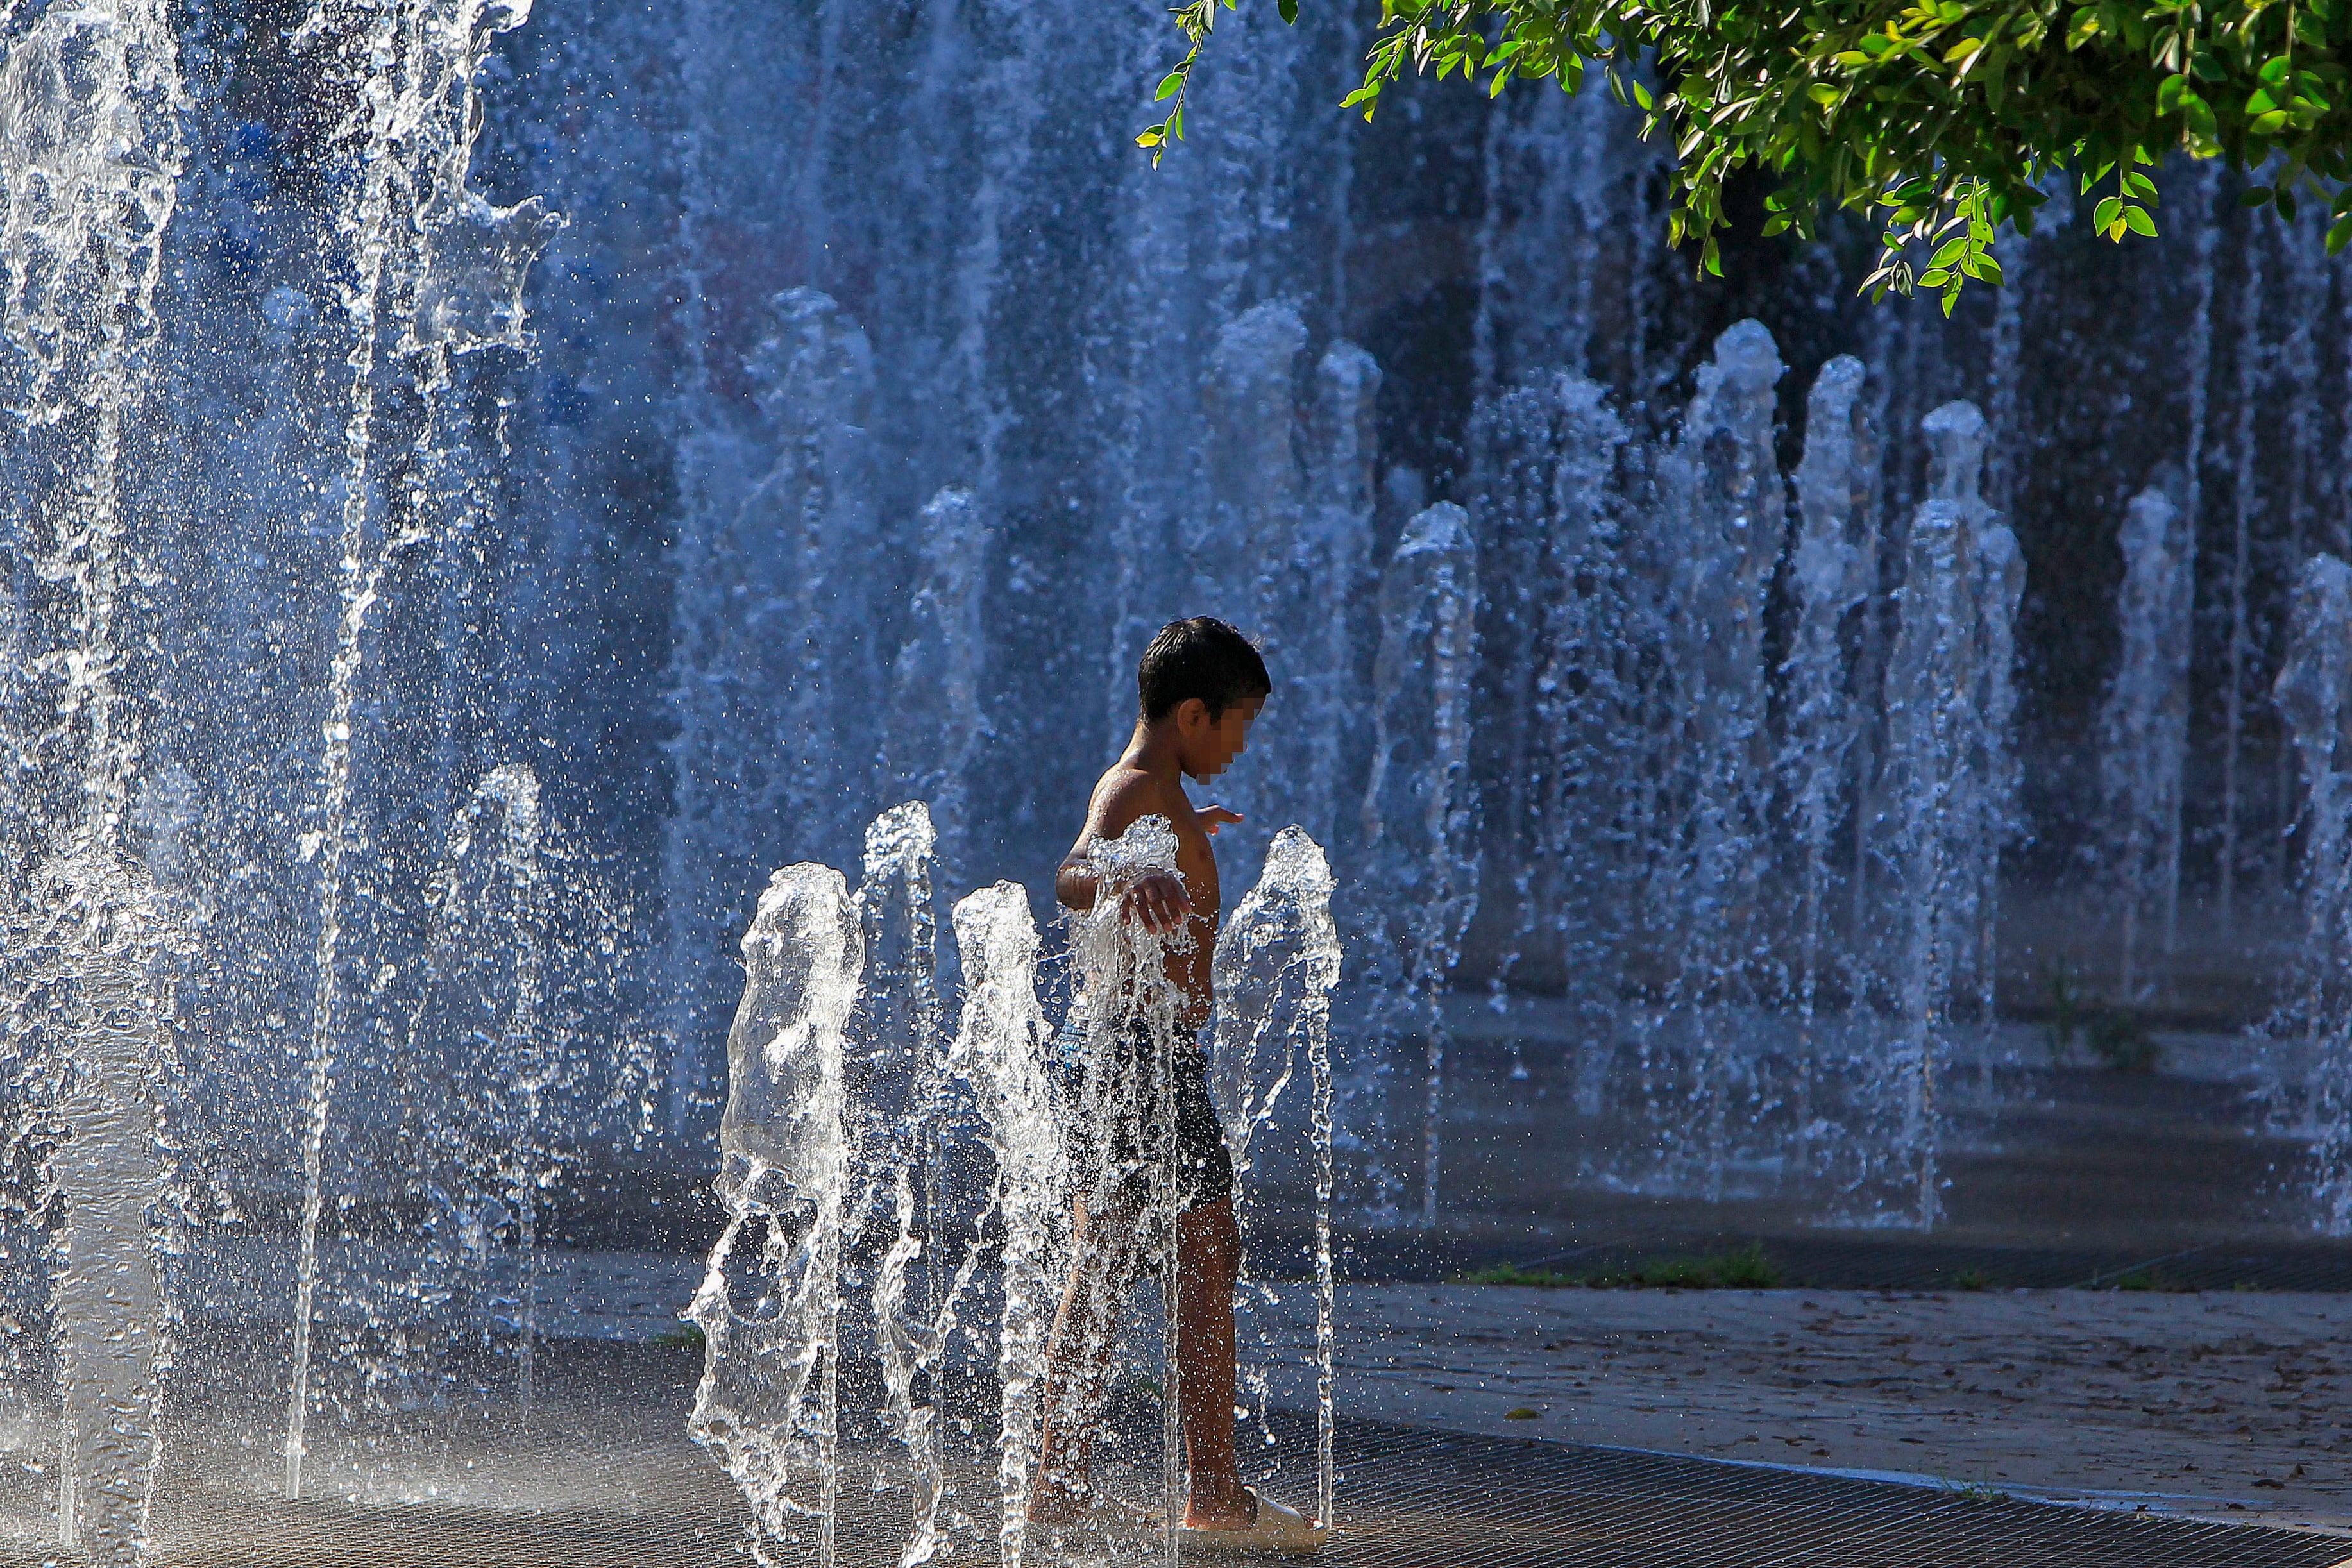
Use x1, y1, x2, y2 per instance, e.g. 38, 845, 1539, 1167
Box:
1141, 0, 2351, 311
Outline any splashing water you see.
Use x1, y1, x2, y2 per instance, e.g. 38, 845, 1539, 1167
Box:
1360, 504, 1480, 1227
854, 802, 981, 1566
2274, 555, 2352, 1233
659, 287, 884, 1134
1648, 321, 1785, 1204
1210, 826, 1341, 1529
690, 863, 865, 1565
2101, 489, 2193, 999
1058, 814, 1193, 1547
947, 881, 1065, 1568
684, 807, 1341, 1562
0, 2, 186, 1558
1870, 400, 2022, 1227
1781, 355, 1881, 1168
283, 0, 556, 1501
881, 497, 990, 875
374, 764, 550, 1424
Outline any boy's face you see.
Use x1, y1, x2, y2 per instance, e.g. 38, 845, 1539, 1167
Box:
1179, 695, 1264, 782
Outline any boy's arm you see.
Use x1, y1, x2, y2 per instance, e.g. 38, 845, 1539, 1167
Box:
1056, 774, 1192, 932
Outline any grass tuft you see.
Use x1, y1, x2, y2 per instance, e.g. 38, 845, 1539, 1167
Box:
1462, 1243, 1781, 1290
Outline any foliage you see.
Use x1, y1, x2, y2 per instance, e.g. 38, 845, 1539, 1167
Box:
2043, 958, 2162, 1071
2086, 1007, 2160, 1071
2106, 1264, 2197, 1290
2043, 957, 2083, 1065
1151, 0, 2352, 310
1463, 1242, 1783, 1287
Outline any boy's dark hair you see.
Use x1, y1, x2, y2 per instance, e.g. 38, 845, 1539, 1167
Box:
1138, 617, 1271, 723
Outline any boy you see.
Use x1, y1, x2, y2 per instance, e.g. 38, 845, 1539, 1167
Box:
1028, 616, 1320, 1551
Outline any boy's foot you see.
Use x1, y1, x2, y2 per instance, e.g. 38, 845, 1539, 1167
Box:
1178, 1489, 1326, 1555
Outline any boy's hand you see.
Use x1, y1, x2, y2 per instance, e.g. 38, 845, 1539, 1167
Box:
1121, 872, 1193, 933
1197, 806, 1243, 836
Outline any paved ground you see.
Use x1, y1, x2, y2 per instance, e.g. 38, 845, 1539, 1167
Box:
1237, 1283, 2352, 1534
159, 1240, 2352, 1536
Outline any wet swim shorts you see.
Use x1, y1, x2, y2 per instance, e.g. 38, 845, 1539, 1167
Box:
1055, 1016, 1236, 1215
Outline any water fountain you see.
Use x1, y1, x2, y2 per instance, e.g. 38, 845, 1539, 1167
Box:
0, 1, 187, 1556
1869, 400, 2022, 1226
2100, 487, 2193, 997
1641, 321, 1786, 1201
12, 0, 2352, 1558
1359, 504, 1480, 1226
2273, 554, 2352, 1234
1781, 355, 1882, 1165
683, 808, 1339, 1564
690, 861, 863, 1564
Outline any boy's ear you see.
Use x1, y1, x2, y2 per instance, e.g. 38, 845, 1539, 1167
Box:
1174, 696, 1210, 731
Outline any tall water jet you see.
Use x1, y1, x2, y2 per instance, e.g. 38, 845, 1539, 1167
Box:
1471, 371, 1629, 1098
690, 863, 865, 1565
0, 1, 187, 1555
283, 0, 554, 1500
2099, 488, 2192, 997
382, 763, 550, 1423
2273, 555, 2352, 1233
947, 882, 1065, 1568
854, 802, 972, 1563
1360, 504, 1479, 1225
1649, 321, 1784, 1199
1298, 341, 1380, 847
1873, 400, 2020, 1226
660, 287, 881, 1134
1781, 355, 1880, 1163
1210, 826, 1341, 1528
1199, 301, 1308, 860
881, 493, 989, 873
27, 861, 185, 1564
2219, 231, 2269, 923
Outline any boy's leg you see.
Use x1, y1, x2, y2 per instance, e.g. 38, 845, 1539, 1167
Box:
1029, 1189, 1147, 1522
1172, 1195, 1254, 1529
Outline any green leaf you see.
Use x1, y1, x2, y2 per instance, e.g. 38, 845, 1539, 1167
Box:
1156, 71, 1185, 101
1278, 0, 1298, 21
2158, 72, 2188, 112
2067, 8, 2101, 47
2122, 203, 2157, 235
2242, 185, 2274, 206
1632, 78, 1654, 109
2328, 212, 2352, 253
2278, 188, 2300, 219
2094, 194, 2122, 228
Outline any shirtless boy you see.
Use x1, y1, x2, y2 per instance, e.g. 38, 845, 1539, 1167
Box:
1028, 616, 1319, 1551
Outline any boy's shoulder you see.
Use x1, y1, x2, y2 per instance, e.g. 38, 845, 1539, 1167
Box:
1090, 761, 1188, 836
